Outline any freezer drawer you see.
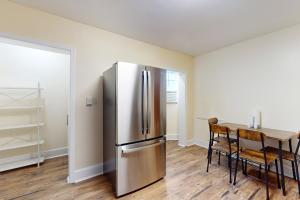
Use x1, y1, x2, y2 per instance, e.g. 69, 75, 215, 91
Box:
116, 138, 166, 197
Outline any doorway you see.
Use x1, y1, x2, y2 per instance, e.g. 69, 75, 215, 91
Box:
0, 36, 70, 180
166, 70, 187, 146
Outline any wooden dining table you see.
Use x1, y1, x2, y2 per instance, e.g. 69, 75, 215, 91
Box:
220, 122, 298, 196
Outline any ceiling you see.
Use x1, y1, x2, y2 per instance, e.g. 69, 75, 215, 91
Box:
12, 0, 300, 56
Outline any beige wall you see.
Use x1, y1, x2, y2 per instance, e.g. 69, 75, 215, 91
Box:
166, 103, 179, 136
0, 38, 69, 159
193, 24, 300, 148
0, 0, 194, 170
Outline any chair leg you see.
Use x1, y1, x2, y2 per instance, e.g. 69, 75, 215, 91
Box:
265, 163, 270, 200
294, 156, 300, 195
208, 147, 213, 164
207, 142, 210, 159
233, 156, 239, 185
291, 161, 296, 180
278, 141, 286, 196
227, 154, 230, 168
218, 151, 221, 165
207, 146, 209, 159
245, 160, 248, 176
229, 154, 232, 183
241, 159, 245, 175
259, 164, 262, 179
206, 147, 212, 172
206, 148, 212, 172
275, 159, 281, 189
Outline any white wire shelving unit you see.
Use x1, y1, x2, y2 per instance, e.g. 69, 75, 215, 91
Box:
0, 83, 45, 172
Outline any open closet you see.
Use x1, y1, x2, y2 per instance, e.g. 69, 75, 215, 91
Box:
0, 37, 70, 174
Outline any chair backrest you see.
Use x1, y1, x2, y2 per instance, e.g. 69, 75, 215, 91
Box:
238, 129, 264, 142
237, 128, 266, 151
210, 124, 229, 135
208, 117, 218, 125
210, 124, 232, 152
236, 128, 268, 164
208, 118, 218, 137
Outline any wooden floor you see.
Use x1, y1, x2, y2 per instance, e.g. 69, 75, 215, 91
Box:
0, 141, 299, 200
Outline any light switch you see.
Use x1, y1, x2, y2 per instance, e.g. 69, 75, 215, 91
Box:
86, 96, 93, 107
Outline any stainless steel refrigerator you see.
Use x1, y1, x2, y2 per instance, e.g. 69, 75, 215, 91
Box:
103, 62, 166, 197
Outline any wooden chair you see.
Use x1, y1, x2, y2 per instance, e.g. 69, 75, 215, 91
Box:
233, 129, 280, 200
206, 124, 237, 183
263, 132, 300, 194
208, 118, 237, 142
208, 118, 237, 165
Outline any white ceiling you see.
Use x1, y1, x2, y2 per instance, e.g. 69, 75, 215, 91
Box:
13, 0, 300, 56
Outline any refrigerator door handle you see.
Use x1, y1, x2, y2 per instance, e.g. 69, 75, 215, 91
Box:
121, 139, 165, 154
146, 70, 151, 134
142, 71, 148, 134
141, 71, 144, 134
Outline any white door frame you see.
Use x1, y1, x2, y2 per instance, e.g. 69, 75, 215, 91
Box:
177, 72, 188, 146
0, 32, 77, 183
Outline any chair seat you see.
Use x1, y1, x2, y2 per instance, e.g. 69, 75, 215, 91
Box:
212, 142, 237, 154
214, 136, 237, 143
239, 149, 277, 164
263, 146, 298, 161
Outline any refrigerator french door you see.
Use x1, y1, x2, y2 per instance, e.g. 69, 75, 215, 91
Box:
103, 62, 166, 197
146, 66, 166, 140
117, 62, 166, 144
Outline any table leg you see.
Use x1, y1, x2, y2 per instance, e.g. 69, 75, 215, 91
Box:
278, 141, 286, 196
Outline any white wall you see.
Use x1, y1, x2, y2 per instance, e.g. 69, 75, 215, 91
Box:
0, 0, 194, 176
166, 103, 179, 139
193, 24, 300, 149
0, 38, 69, 158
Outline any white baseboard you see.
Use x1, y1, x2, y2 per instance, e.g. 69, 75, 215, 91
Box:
178, 138, 208, 147
179, 139, 194, 147
45, 147, 68, 159
177, 143, 185, 147
0, 154, 34, 164
0, 147, 68, 164
186, 139, 195, 146
194, 139, 209, 149
166, 134, 178, 141
73, 163, 103, 183
0, 147, 68, 171
178, 139, 194, 147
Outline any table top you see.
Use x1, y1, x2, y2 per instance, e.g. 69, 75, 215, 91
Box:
220, 122, 298, 142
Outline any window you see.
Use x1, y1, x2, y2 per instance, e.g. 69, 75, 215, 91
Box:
166, 71, 178, 103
